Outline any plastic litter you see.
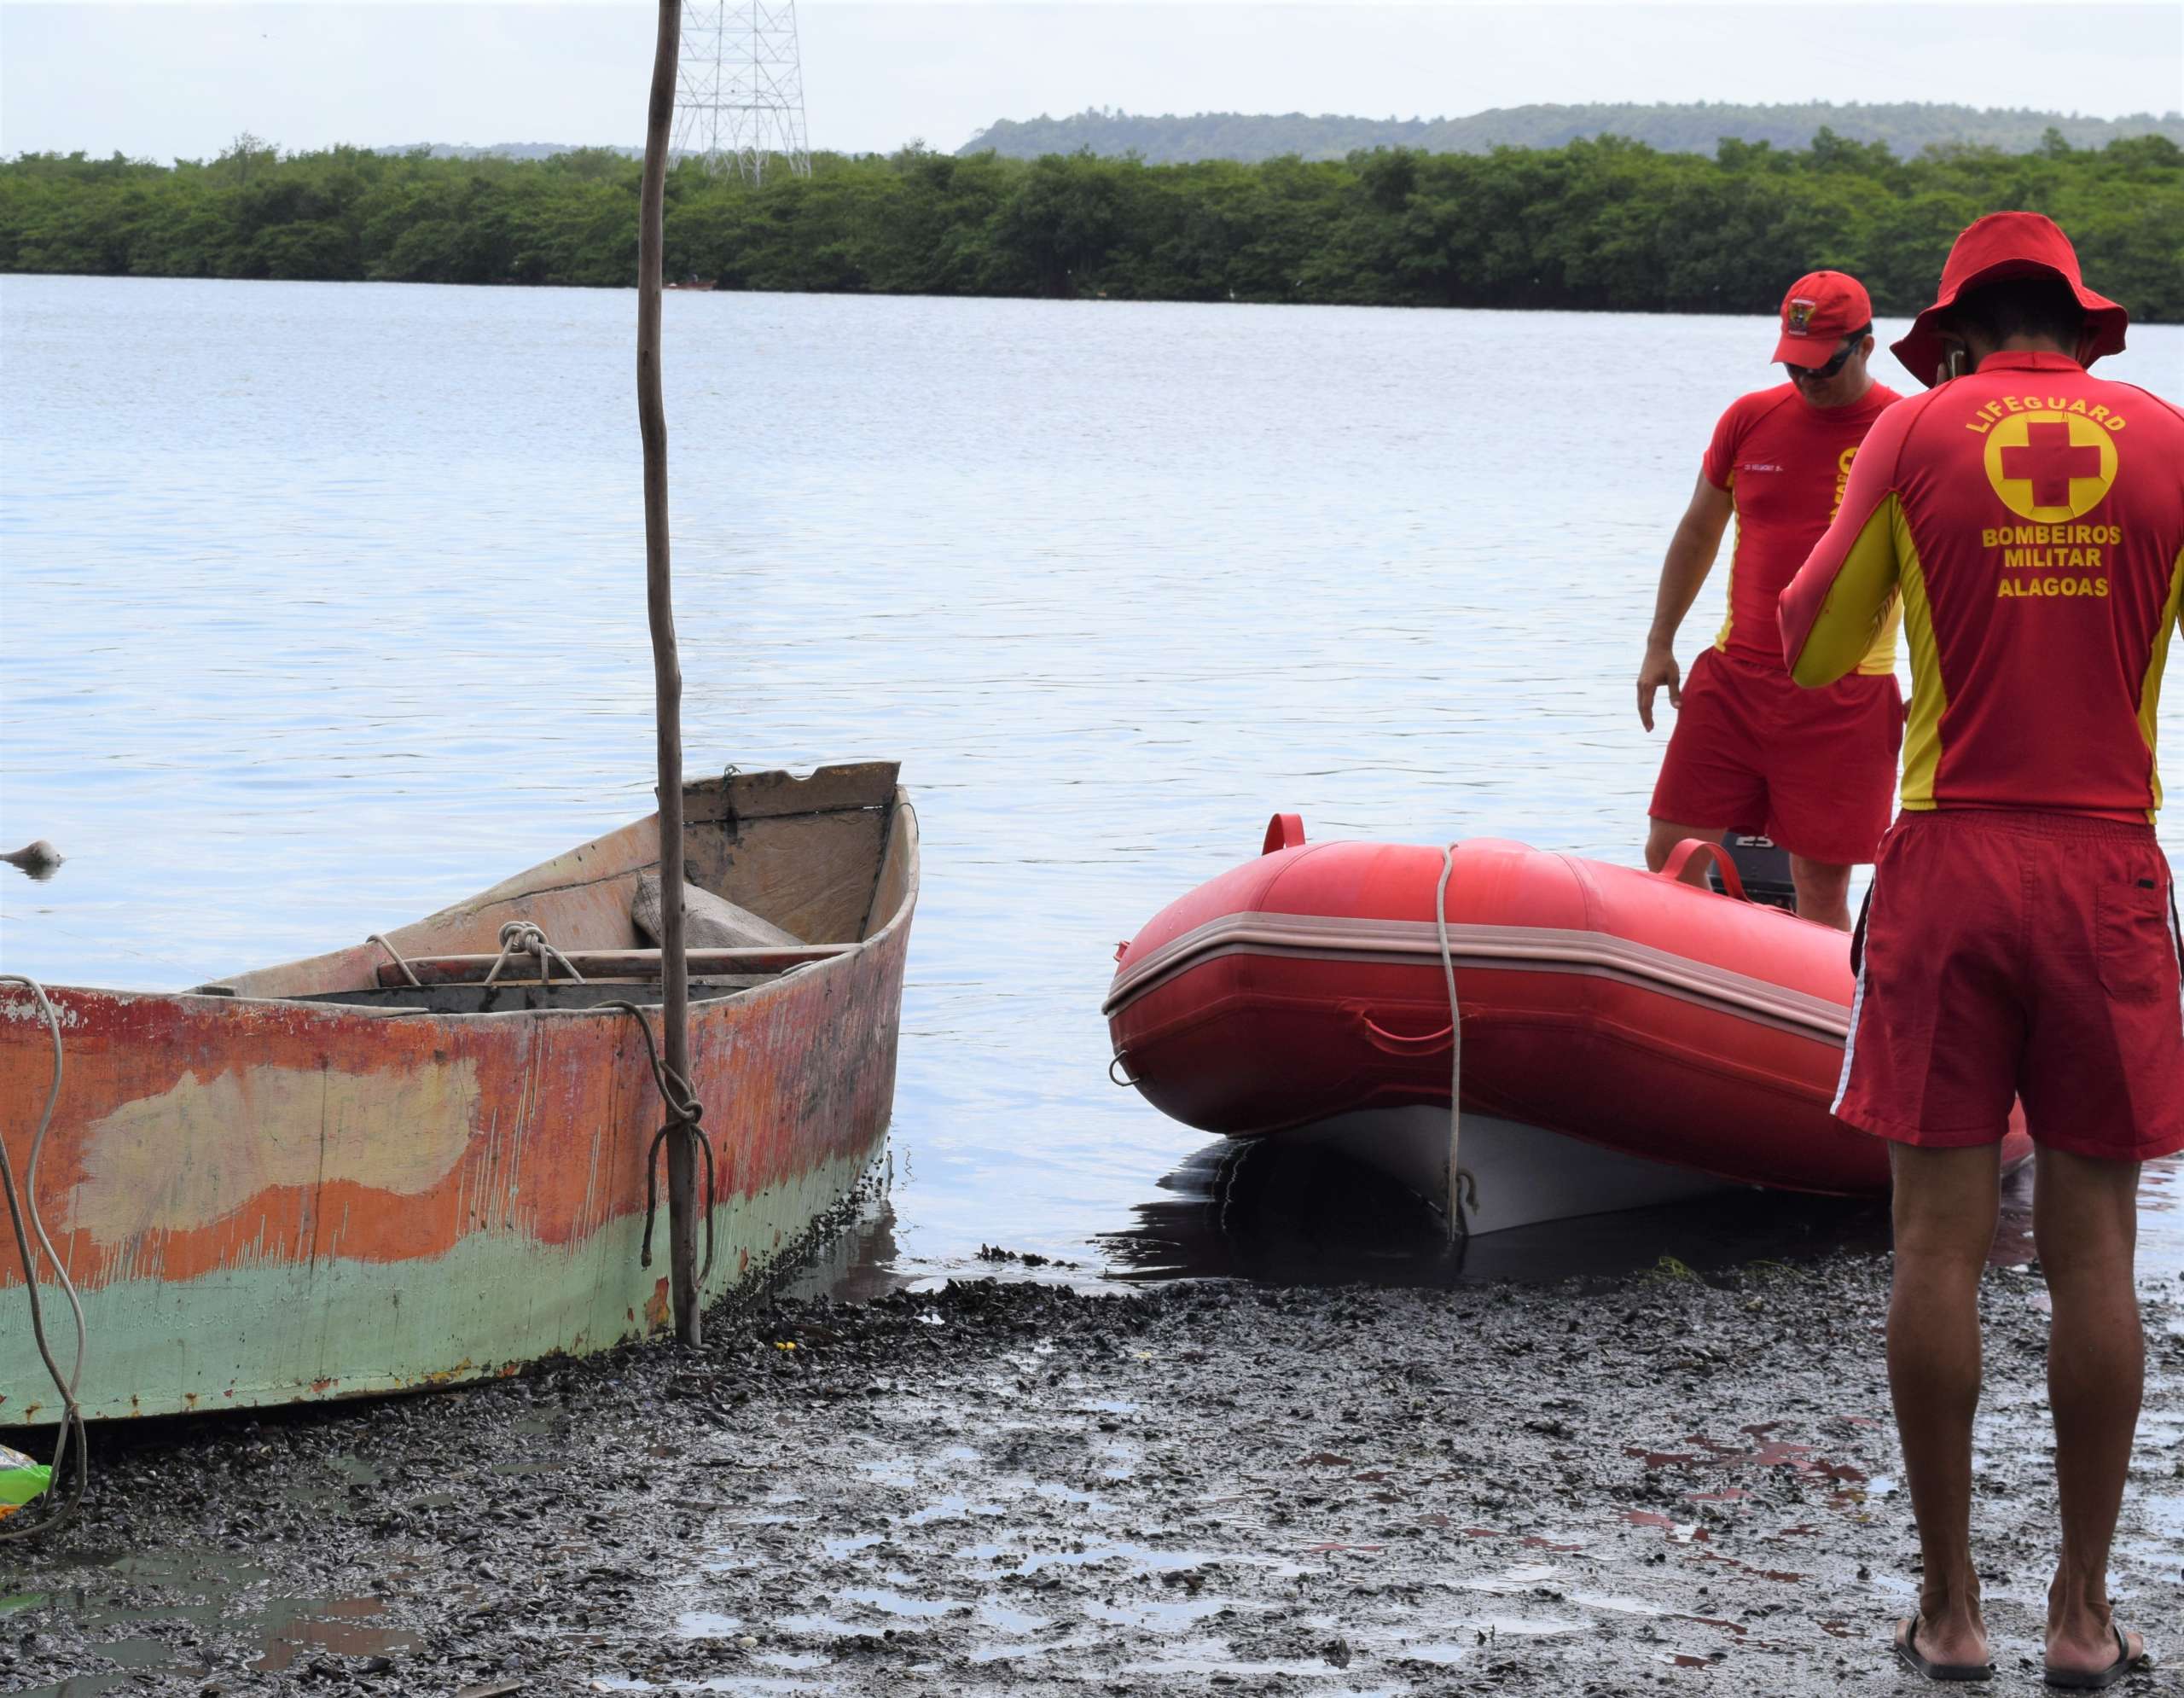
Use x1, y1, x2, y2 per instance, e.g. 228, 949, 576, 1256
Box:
0, 1444, 52, 1521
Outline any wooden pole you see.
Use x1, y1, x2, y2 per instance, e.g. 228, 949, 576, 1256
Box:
637, 0, 700, 1346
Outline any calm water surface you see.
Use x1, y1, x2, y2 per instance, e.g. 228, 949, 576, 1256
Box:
3, 276, 2181, 1291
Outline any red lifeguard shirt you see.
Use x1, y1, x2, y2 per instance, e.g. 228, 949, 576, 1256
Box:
1780, 351, 2184, 821
1703, 381, 1903, 675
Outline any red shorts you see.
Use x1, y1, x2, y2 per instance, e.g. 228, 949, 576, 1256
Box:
1837, 809, 2184, 1161
1649, 647, 1902, 866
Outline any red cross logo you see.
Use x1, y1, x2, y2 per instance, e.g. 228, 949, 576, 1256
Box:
2000, 422, 2104, 509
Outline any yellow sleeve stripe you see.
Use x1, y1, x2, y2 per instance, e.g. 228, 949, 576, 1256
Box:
1856, 596, 1904, 677
2139, 543, 2184, 817
1896, 512, 1947, 812
1789, 496, 1903, 689
1713, 485, 1739, 655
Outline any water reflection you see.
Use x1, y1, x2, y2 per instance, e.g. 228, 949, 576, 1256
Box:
3, 840, 63, 881
784, 1127, 2182, 1295
0, 1542, 415, 1695
774, 1189, 908, 1305
1107, 1144, 2181, 1289
1100, 1137, 1894, 1286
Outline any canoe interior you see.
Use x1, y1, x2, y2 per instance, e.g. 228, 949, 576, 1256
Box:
291, 980, 781, 1015
214, 760, 910, 1001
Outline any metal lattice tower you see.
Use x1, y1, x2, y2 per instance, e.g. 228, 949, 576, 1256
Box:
673, 1, 811, 182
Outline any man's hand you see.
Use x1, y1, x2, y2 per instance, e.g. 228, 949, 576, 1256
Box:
1641, 474, 1731, 730
1638, 643, 1682, 732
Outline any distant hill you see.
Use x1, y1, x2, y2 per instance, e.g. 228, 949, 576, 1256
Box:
959, 102, 2184, 162
377, 142, 640, 160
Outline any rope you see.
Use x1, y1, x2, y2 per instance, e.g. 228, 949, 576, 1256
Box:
1433, 846, 1478, 1243
606, 1000, 716, 1284
0, 975, 89, 1541
484, 920, 587, 986
366, 933, 421, 987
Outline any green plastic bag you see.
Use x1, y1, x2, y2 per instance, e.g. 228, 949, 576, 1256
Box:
0, 1443, 51, 1521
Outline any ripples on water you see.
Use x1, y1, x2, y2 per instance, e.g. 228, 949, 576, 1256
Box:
3, 276, 2180, 1288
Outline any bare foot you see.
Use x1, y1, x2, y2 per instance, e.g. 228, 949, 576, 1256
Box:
1905, 1605, 1989, 1672
2045, 1618, 2144, 1683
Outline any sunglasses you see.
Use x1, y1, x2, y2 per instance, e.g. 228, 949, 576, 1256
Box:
1786, 337, 1862, 382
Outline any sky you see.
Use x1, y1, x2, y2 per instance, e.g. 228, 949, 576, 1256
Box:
1, 1, 2179, 162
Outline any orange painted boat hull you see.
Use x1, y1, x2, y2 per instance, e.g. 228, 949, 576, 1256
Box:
1, 764, 915, 1422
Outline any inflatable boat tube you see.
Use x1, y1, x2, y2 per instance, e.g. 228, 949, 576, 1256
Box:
1105, 818, 2032, 1201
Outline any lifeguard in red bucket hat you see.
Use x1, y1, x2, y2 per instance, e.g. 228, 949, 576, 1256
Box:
1781, 211, 2179, 1689
1638, 270, 1904, 930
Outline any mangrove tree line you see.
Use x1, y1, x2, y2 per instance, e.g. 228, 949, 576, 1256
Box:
3, 129, 2178, 321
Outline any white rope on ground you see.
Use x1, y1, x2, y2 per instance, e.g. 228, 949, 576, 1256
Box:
0, 974, 89, 1540
1434, 846, 1478, 1244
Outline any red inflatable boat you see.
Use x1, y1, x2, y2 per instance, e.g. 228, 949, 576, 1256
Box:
1105, 817, 2031, 1231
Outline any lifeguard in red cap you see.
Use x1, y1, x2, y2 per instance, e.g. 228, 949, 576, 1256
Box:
1781, 212, 2180, 1689
1638, 270, 1904, 928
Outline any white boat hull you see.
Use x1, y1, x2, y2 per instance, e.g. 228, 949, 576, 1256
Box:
1278, 1106, 1733, 1237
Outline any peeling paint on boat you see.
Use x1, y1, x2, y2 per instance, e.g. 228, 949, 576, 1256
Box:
4, 1145, 880, 1422
1, 994, 82, 1030
77, 1060, 485, 1240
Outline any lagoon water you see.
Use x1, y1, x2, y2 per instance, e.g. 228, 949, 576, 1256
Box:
3, 275, 2181, 1290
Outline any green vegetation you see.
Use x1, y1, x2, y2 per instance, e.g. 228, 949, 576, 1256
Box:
967, 102, 2184, 164
4, 128, 2180, 323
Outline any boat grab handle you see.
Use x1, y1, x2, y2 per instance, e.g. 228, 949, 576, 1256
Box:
1659, 838, 1748, 903
1356, 1008, 1455, 1055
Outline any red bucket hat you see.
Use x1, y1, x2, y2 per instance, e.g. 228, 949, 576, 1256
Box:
1772, 271, 1872, 366
1891, 211, 2128, 387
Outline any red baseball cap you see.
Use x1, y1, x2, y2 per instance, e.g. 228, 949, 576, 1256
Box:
1891, 211, 2128, 387
1772, 271, 1873, 366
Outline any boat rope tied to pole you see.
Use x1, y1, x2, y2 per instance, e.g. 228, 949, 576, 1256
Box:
607, 1001, 716, 1284
0, 974, 90, 1542
366, 933, 421, 987
484, 920, 587, 986
1433, 846, 1479, 1244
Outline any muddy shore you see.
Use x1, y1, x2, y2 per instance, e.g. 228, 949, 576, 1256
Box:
5, 1256, 2178, 1697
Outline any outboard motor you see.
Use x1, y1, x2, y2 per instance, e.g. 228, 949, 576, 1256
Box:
1711, 829, 1798, 913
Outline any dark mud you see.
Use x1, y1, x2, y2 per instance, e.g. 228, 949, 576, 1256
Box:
4, 1259, 2179, 1697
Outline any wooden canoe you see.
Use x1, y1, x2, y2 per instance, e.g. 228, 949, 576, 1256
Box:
0, 762, 916, 1422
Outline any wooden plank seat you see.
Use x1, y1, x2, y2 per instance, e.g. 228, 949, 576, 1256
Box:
374, 945, 855, 988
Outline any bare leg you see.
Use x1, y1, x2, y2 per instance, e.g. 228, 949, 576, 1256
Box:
1788, 854, 1854, 932
1644, 817, 1726, 879
2034, 1147, 2148, 1680
1887, 1142, 2000, 1670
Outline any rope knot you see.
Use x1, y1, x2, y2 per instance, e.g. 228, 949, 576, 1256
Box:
484, 920, 586, 986
606, 1001, 717, 1286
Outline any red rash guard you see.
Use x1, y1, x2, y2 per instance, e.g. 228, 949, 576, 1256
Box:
1703, 381, 1903, 674
1780, 352, 2184, 820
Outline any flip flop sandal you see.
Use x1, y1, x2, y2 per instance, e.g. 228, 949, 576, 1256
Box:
1893, 1617, 1995, 1683
2043, 1623, 2149, 1690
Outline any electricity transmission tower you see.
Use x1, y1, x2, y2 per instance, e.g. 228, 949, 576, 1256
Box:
673, 1, 812, 182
